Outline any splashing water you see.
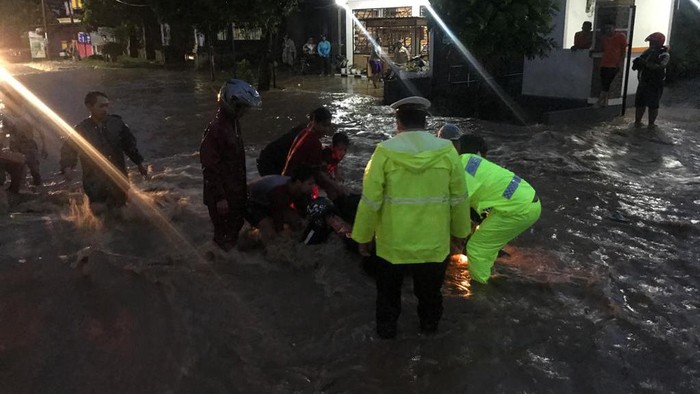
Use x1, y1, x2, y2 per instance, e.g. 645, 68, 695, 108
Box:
0, 66, 200, 259
62, 195, 103, 231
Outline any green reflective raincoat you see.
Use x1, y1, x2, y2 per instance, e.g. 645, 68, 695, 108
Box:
460, 153, 541, 283
352, 131, 470, 264
461, 153, 536, 215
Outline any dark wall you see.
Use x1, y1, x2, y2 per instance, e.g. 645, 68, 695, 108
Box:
282, 0, 342, 60
428, 28, 526, 121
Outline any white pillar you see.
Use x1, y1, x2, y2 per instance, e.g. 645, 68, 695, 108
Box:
345, 10, 354, 64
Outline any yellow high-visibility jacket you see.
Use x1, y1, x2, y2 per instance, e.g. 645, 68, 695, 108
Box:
460, 153, 537, 215
352, 131, 470, 264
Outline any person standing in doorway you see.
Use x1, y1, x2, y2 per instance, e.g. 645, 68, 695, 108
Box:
597, 23, 628, 107
317, 35, 332, 76
632, 32, 670, 129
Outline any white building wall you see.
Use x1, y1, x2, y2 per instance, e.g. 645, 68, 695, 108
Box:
563, 0, 595, 49
524, 0, 675, 101
523, 49, 594, 99
633, 0, 675, 48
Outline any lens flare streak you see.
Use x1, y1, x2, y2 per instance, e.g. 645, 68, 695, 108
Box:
339, 3, 424, 100
0, 66, 199, 257
423, 4, 529, 125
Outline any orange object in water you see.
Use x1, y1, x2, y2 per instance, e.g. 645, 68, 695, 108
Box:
450, 254, 469, 265
327, 215, 351, 237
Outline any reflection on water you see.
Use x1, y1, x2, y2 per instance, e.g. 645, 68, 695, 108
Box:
0, 68, 699, 392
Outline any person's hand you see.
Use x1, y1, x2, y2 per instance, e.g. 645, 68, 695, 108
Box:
216, 199, 229, 216
358, 242, 372, 257
137, 163, 151, 180
41, 148, 49, 160
63, 167, 74, 182
450, 236, 466, 255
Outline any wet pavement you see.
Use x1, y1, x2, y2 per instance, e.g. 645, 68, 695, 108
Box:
0, 63, 699, 393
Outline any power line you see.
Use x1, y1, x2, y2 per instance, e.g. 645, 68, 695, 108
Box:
114, 0, 149, 7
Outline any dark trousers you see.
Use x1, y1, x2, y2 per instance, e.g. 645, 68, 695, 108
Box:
375, 256, 448, 337
321, 56, 331, 75
0, 160, 25, 193
207, 202, 244, 247
600, 67, 619, 91
23, 150, 41, 186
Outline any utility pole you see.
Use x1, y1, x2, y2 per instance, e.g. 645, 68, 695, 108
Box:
41, 0, 50, 59
231, 23, 237, 78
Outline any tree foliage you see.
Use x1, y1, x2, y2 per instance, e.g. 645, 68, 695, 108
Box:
83, 0, 144, 29
430, 0, 559, 64
667, 0, 700, 81
144, 0, 300, 32
0, 0, 43, 47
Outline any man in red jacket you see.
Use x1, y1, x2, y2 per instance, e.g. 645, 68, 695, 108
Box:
282, 107, 345, 200
200, 79, 262, 251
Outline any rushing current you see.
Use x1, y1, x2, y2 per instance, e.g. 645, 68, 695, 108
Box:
0, 65, 698, 393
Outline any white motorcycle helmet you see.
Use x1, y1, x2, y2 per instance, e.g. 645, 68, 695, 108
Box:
217, 79, 262, 116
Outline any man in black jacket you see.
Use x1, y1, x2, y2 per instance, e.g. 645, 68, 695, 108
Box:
60, 91, 148, 213
633, 32, 670, 129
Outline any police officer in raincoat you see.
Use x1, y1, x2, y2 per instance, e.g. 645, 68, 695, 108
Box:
352, 97, 470, 339
454, 132, 542, 285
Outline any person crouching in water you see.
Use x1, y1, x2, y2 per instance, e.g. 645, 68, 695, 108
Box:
455, 132, 542, 285
200, 79, 262, 251
246, 164, 316, 242
321, 131, 349, 182
282, 107, 345, 200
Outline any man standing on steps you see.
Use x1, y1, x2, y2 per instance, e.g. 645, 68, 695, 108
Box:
352, 96, 470, 339
596, 22, 628, 107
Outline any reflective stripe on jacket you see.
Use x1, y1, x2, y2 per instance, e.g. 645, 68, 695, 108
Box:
352, 131, 470, 264
460, 153, 536, 215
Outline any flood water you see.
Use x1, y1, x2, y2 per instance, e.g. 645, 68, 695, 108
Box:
0, 65, 698, 393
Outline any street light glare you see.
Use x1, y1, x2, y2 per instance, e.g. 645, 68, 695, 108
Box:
335, 0, 348, 6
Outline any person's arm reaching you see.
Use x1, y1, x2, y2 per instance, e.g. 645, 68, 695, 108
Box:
59, 126, 80, 181
119, 122, 148, 178
200, 127, 228, 209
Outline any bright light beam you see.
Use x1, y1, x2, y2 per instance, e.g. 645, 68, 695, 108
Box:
424, 4, 529, 125
338, 3, 425, 100
0, 66, 201, 260
691, 0, 700, 12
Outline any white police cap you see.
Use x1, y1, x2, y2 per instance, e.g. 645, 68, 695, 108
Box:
390, 96, 431, 111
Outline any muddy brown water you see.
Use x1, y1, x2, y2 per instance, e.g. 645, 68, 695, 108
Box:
0, 66, 698, 393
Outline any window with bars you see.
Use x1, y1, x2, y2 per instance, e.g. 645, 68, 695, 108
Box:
354, 9, 379, 19
354, 7, 412, 20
